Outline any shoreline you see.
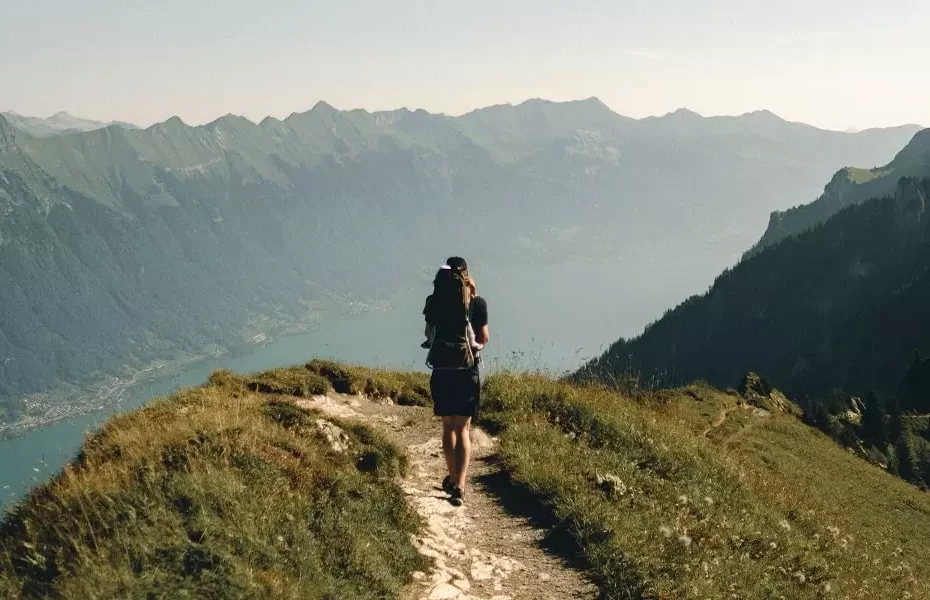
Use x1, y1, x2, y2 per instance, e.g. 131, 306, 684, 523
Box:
0, 299, 390, 441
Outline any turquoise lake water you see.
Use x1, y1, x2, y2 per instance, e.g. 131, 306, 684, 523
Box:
0, 257, 716, 511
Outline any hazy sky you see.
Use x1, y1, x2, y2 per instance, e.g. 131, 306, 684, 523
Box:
2, 0, 928, 130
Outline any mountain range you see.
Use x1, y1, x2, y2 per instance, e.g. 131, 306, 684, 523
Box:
0, 111, 138, 138
0, 98, 921, 427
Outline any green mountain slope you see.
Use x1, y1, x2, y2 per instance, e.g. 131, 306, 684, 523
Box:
584, 177, 930, 406
5, 362, 929, 598
0, 365, 426, 599
753, 128, 930, 253
0, 101, 920, 428
483, 372, 930, 598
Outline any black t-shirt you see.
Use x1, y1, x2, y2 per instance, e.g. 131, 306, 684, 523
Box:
424, 295, 489, 333
469, 296, 489, 330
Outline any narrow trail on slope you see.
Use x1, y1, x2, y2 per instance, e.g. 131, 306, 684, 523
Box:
701, 400, 773, 445
702, 405, 740, 437
296, 393, 598, 600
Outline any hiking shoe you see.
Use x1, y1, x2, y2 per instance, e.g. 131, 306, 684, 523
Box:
442, 475, 455, 494
449, 487, 464, 507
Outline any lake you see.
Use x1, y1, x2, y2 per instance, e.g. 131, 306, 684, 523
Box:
0, 256, 720, 511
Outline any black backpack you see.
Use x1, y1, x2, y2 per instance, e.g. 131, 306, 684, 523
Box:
425, 269, 476, 371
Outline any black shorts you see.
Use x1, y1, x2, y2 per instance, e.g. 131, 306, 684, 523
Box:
431, 368, 480, 419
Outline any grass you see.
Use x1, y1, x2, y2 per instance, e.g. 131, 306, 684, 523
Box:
480, 373, 930, 599
304, 359, 431, 407
844, 167, 889, 184
6, 360, 928, 599
0, 366, 428, 599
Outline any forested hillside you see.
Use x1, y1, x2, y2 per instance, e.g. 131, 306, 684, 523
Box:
584, 177, 930, 403
0, 100, 918, 426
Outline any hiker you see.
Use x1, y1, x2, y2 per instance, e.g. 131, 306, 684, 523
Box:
423, 256, 489, 506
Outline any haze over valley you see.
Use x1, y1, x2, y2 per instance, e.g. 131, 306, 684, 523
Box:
6, 3, 930, 597
0, 99, 921, 431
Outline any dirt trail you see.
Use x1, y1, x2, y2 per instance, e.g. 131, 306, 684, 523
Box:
296, 393, 597, 600
701, 401, 772, 442
702, 405, 740, 437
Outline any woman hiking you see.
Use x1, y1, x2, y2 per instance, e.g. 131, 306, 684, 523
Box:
422, 256, 489, 507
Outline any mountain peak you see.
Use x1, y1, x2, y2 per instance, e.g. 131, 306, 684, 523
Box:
310, 100, 338, 114
209, 113, 255, 128
580, 96, 608, 109
667, 107, 703, 119
739, 109, 786, 123
887, 127, 930, 170
147, 115, 188, 134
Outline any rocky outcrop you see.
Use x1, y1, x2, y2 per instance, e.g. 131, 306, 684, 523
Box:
0, 115, 17, 153
738, 372, 793, 413
894, 177, 926, 228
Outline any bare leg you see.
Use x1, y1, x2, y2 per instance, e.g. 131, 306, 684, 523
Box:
442, 417, 458, 482
451, 416, 472, 490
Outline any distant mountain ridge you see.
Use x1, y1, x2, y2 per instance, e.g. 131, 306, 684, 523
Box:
0, 111, 138, 138
752, 127, 930, 253
0, 98, 921, 427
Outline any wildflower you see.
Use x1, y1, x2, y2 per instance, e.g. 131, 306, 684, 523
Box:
704, 496, 714, 505
793, 570, 806, 584
779, 519, 791, 531
659, 525, 673, 538
678, 495, 689, 505
678, 534, 692, 548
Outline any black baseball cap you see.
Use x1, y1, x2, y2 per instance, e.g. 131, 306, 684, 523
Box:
446, 256, 468, 271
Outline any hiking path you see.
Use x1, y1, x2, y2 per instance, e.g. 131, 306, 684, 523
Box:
296, 393, 598, 600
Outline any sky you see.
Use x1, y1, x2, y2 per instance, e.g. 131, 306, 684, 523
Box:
1, 0, 929, 130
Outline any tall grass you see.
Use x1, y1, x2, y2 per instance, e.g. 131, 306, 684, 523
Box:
481, 373, 930, 599
0, 366, 427, 599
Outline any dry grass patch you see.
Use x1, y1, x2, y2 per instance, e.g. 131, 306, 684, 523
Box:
0, 369, 427, 599
305, 359, 431, 407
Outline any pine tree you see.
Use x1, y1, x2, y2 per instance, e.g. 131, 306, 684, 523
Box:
861, 391, 888, 443
896, 434, 918, 483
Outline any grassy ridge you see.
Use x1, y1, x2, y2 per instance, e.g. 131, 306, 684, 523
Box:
0, 367, 427, 599
481, 374, 930, 599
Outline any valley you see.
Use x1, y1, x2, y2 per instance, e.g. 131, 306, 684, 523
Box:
0, 100, 919, 432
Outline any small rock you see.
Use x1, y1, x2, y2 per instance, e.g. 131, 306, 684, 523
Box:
314, 419, 350, 452
470, 427, 495, 449
538, 572, 552, 582
428, 582, 463, 600
596, 473, 627, 497
431, 569, 452, 584
452, 578, 471, 592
